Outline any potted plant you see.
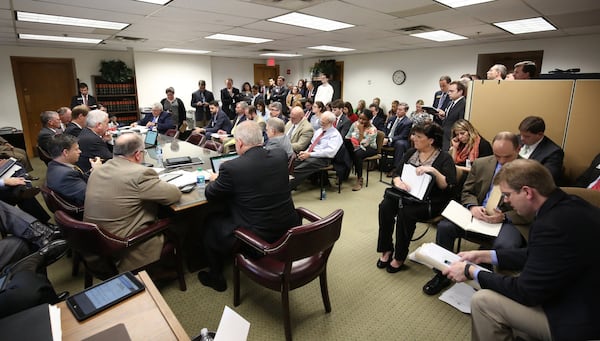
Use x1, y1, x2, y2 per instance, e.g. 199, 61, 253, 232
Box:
310, 59, 336, 79
100, 60, 133, 83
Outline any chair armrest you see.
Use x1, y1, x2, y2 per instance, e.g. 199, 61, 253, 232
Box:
125, 219, 171, 247
296, 207, 322, 223
234, 227, 273, 254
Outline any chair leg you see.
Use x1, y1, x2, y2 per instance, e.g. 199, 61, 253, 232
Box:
365, 162, 370, 187
281, 282, 292, 341
84, 269, 93, 289
233, 263, 241, 307
319, 271, 332, 313
337, 176, 341, 194
71, 251, 80, 277
456, 238, 462, 253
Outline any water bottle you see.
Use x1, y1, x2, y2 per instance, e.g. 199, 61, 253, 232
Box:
320, 188, 327, 200
199, 328, 213, 341
156, 144, 164, 168
196, 171, 206, 193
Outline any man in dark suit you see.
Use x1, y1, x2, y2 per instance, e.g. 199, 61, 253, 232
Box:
193, 101, 232, 135
63, 105, 88, 137
444, 159, 600, 341
436, 81, 466, 151
70, 82, 97, 109
37, 111, 61, 152
270, 76, 289, 116
518, 116, 564, 183
575, 152, 600, 189
432, 75, 452, 110
46, 134, 101, 206
250, 84, 264, 107
383, 102, 413, 172
132, 102, 175, 134
191, 80, 214, 127
331, 99, 351, 137
424, 132, 531, 295
370, 103, 387, 132
220, 78, 240, 119
199, 121, 299, 292
76, 110, 113, 173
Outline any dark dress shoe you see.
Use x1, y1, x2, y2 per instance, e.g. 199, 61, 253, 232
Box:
39, 239, 68, 267
423, 273, 451, 295
56, 291, 70, 302
386, 263, 407, 273
18, 186, 40, 200
197, 271, 227, 292
24, 173, 40, 181
376, 253, 393, 269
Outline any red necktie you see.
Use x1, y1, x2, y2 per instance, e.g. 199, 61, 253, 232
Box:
307, 130, 326, 152
591, 179, 600, 191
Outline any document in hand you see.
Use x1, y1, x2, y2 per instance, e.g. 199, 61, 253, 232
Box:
400, 163, 433, 201
409, 242, 490, 290
441, 200, 501, 237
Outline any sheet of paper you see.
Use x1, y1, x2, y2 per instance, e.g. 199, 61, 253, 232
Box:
214, 306, 250, 341
400, 163, 433, 200
439, 283, 476, 314
164, 170, 197, 188
50, 305, 62, 341
485, 185, 503, 215
441, 200, 501, 237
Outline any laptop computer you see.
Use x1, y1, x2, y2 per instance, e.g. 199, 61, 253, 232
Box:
209, 153, 239, 173
144, 130, 158, 149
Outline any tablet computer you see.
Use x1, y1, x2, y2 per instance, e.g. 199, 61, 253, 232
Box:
66, 272, 145, 321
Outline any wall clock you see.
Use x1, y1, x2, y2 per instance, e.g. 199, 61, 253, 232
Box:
392, 70, 406, 85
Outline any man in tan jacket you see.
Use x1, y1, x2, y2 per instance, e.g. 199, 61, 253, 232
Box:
284, 106, 314, 153
84, 133, 181, 271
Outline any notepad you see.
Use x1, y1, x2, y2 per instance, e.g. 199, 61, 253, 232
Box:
399, 163, 433, 201
441, 200, 501, 237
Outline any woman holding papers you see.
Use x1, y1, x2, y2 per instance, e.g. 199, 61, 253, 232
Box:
376, 123, 456, 273
449, 120, 492, 171
345, 110, 378, 191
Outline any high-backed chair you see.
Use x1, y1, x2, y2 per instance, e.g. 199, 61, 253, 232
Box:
363, 130, 385, 187
36, 145, 52, 165
54, 210, 186, 291
562, 187, 600, 207
203, 140, 223, 154
233, 208, 344, 341
40, 183, 84, 219
185, 133, 206, 146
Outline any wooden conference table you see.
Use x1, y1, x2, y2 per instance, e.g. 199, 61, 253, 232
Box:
58, 271, 190, 340
143, 134, 220, 212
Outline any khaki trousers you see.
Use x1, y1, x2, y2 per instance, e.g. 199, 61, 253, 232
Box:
471, 289, 551, 341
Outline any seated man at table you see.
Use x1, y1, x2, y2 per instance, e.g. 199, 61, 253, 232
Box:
76, 109, 113, 174
132, 102, 175, 134
46, 134, 102, 206
199, 121, 299, 292
64, 105, 89, 137
288, 111, 343, 190
193, 101, 232, 135
84, 133, 181, 272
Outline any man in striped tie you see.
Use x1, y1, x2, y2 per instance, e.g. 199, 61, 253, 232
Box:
289, 111, 342, 190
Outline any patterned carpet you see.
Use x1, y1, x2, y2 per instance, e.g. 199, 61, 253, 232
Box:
38, 158, 475, 340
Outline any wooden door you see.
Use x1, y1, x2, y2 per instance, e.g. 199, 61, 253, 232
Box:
11, 57, 77, 157
254, 64, 280, 85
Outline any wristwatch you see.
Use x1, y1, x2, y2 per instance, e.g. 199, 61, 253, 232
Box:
464, 263, 473, 280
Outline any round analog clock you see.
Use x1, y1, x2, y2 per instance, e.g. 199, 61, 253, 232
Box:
392, 70, 407, 85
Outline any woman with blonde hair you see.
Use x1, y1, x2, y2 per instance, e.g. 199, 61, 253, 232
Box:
449, 119, 492, 170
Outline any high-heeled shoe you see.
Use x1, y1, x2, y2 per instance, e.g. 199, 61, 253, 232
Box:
376, 252, 393, 269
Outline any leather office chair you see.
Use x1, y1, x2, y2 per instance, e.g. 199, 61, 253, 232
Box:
562, 186, 600, 207
54, 210, 186, 291
185, 133, 206, 146
362, 130, 385, 187
233, 208, 344, 341
203, 140, 224, 154
36, 145, 52, 165
165, 129, 178, 137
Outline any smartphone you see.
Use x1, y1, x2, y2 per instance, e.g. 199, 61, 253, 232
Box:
66, 272, 145, 321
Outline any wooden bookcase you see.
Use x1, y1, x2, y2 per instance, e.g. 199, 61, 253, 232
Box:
92, 75, 139, 125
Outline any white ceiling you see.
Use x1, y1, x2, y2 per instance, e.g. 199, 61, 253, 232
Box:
1, 0, 599, 58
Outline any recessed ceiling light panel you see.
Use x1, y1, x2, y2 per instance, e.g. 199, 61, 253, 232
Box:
493, 17, 556, 34
308, 45, 355, 52
19, 33, 102, 44
205, 34, 272, 44
159, 48, 211, 54
260, 53, 302, 57
135, 0, 171, 4
268, 12, 354, 32
16, 11, 128, 30
435, 0, 495, 8
410, 30, 468, 42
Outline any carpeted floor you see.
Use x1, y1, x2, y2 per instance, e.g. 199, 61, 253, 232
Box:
34, 158, 478, 340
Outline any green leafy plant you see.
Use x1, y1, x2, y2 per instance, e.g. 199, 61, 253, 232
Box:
99, 60, 133, 83
310, 59, 336, 78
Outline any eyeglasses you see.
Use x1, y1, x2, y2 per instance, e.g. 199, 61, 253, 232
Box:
501, 188, 521, 199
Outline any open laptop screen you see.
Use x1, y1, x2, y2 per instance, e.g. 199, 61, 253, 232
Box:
209, 153, 239, 173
